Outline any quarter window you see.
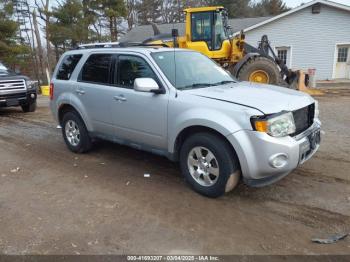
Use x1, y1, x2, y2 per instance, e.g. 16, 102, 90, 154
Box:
116, 55, 157, 88
56, 54, 82, 80
338, 47, 348, 62
81, 54, 112, 84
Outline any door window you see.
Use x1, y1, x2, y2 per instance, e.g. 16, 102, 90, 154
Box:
116, 55, 157, 88
338, 47, 348, 62
80, 54, 112, 84
191, 12, 212, 49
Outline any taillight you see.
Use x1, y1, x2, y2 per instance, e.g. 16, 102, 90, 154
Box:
49, 83, 54, 100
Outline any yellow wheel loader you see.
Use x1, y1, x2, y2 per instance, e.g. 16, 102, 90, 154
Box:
139, 6, 309, 89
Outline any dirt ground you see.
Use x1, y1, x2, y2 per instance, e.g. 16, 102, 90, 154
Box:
0, 90, 349, 255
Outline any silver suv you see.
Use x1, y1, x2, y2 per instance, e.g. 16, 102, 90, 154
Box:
50, 47, 321, 197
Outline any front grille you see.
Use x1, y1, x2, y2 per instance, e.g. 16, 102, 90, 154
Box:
293, 103, 315, 136
0, 79, 26, 92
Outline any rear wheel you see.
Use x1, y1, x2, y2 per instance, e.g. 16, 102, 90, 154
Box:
237, 56, 284, 86
61, 111, 92, 153
180, 133, 241, 198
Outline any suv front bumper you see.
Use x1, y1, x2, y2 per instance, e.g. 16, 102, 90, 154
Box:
0, 90, 37, 108
227, 119, 321, 187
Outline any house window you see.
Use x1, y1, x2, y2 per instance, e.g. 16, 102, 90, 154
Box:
338, 47, 348, 62
277, 49, 288, 65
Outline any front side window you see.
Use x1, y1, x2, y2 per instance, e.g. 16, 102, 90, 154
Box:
56, 54, 82, 80
80, 54, 112, 84
151, 51, 235, 90
116, 55, 157, 88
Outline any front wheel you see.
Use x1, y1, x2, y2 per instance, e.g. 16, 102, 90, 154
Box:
180, 133, 241, 198
21, 101, 37, 112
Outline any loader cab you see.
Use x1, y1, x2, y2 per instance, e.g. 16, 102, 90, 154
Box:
182, 7, 232, 59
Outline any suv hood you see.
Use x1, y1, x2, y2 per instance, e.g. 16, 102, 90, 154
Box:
185, 82, 314, 114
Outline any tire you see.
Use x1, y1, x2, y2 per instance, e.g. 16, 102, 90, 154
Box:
61, 111, 92, 153
179, 133, 241, 198
21, 101, 37, 112
237, 56, 284, 86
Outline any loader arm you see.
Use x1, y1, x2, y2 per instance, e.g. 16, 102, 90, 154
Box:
243, 35, 296, 84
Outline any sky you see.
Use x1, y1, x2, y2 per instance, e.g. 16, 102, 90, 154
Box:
284, 0, 350, 7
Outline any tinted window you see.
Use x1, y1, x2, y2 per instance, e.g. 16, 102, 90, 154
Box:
117, 55, 157, 88
81, 54, 112, 84
56, 54, 82, 80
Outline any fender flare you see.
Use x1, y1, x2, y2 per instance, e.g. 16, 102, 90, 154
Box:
58, 96, 94, 132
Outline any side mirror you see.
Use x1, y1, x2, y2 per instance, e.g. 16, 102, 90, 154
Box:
134, 78, 163, 94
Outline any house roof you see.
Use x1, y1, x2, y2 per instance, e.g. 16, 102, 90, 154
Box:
120, 16, 271, 43
234, 0, 350, 34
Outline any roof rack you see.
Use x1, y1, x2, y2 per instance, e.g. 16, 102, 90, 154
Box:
77, 42, 169, 49
77, 42, 120, 49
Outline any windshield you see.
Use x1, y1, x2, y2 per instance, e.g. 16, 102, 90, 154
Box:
151, 51, 236, 90
0, 62, 14, 76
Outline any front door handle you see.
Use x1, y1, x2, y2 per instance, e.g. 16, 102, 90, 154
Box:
76, 89, 85, 95
114, 95, 127, 102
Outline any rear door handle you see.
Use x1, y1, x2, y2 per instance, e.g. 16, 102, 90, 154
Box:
76, 89, 85, 95
114, 95, 127, 102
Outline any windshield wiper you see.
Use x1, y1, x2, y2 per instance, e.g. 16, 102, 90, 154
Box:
178, 83, 216, 90
178, 80, 236, 90
212, 80, 236, 86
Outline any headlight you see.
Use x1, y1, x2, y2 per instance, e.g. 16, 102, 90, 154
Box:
251, 112, 296, 137
26, 80, 37, 89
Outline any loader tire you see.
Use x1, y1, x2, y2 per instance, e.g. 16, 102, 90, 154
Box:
237, 56, 283, 86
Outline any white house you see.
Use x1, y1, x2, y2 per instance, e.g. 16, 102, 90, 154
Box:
238, 0, 350, 80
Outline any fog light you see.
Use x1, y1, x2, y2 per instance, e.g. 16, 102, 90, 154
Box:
31, 93, 35, 99
269, 154, 288, 168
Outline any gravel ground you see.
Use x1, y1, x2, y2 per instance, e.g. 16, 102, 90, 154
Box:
0, 90, 349, 255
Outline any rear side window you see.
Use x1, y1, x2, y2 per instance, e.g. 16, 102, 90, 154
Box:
80, 54, 112, 84
56, 54, 82, 80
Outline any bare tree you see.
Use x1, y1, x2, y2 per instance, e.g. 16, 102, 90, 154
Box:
34, 0, 52, 70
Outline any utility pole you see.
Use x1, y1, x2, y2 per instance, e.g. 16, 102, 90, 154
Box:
33, 9, 45, 84
13, 0, 40, 82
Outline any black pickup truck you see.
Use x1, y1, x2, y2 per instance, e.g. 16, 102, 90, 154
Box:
0, 63, 37, 112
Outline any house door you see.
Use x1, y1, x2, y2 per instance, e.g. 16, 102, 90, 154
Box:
335, 45, 350, 79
